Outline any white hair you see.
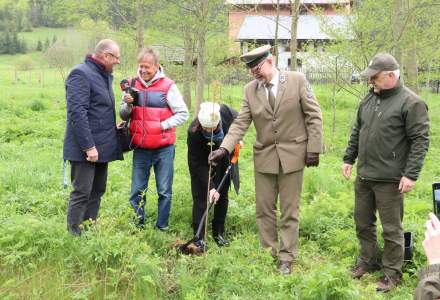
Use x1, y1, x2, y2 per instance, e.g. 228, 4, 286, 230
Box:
137, 48, 160, 64
384, 69, 400, 78
94, 39, 118, 55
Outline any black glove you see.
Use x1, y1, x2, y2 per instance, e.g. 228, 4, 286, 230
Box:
208, 147, 228, 166
305, 152, 320, 167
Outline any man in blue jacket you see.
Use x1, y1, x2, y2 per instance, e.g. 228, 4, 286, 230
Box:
63, 39, 123, 235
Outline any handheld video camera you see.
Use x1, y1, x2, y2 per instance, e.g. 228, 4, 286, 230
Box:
433, 183, 440, 217
120, 79, 139, 106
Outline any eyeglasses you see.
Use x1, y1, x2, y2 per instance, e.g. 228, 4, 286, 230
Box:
105, 52, 120, 61
249, 59, 267, 73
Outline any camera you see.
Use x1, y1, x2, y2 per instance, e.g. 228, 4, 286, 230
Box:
433, 182, 440, 217
120, 79, 139, 106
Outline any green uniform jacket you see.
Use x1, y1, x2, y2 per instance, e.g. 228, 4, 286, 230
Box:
414, 264, 440, 300
343, 82, 429, 182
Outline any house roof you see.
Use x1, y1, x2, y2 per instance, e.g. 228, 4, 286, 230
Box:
226, 0, 350, 4
236, 15, 348, 40
150, 45, 185, 63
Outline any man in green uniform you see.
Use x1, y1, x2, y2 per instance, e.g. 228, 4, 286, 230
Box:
342, 53, 429, 292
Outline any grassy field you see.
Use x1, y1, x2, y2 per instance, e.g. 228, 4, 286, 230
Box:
19, 27, 73, 47
1, 45, 440, 299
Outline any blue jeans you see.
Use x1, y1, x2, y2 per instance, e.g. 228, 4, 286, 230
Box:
129, 145, 174, 228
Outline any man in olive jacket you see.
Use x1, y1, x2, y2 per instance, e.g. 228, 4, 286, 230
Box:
342, 53, 429, 292
209, 45, 323, 275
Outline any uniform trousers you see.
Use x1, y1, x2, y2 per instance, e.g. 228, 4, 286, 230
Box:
255, 167, 304, 262
354, 176, 404, 278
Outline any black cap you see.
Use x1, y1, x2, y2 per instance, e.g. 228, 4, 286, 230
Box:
361, 53, 400, 78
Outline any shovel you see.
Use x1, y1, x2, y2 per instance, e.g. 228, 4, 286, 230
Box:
177, 144, 240, 254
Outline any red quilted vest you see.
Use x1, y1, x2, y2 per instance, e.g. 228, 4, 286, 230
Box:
129, 77, 176, 149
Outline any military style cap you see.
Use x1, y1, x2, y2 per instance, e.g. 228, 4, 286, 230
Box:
361, 53, 400, 78
240, 45, 272, 68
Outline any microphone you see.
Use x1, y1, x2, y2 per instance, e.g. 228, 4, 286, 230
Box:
120, 79, 130, 93
119, 79, 139, 106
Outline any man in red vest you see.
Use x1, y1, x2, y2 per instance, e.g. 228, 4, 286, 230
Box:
121, 48, 189, 230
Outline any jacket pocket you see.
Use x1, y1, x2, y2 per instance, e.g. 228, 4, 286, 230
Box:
291, 134, 308, 143
253, 140, 264, 149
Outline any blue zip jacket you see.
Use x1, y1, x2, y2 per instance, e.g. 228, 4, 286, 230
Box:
63, 56, 123, 162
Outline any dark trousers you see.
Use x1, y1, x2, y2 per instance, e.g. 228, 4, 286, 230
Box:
66, 161, 108, 235
192, 192, 228, 238
190, 175, 229, 238
354, 176, 404, 277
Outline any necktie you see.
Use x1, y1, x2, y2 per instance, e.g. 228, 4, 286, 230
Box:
265, 82, 275, 110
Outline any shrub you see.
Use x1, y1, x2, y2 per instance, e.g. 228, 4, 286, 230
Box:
29, 100, 46, 111
36, 40, 43, 51
15, 55, 34, 71
298, 264, 360, 299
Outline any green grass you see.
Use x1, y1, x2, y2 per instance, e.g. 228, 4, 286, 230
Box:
1, 53, 440, 299
18, 27, 74, 48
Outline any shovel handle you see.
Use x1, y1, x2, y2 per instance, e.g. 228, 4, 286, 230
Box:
195, 164, 233, 239
193, 144, 241, 241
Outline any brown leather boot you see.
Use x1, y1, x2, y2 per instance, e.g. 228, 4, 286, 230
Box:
350, 265, 369, 279
278, 261, 292, 275
376, 275, 401, 292
350, 263, 381, 279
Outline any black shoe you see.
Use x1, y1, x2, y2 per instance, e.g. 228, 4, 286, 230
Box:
213, 235, 230, 247
67, 224, 82, 236
194, 239, 208, 252
130, 215, 145, 229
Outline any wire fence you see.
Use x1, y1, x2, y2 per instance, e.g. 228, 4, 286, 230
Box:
3, 67, 440, 93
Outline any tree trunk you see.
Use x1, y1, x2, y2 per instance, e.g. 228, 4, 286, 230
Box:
195, 0, 208, 116
404, 0, 418, 93
136, 0, 145, 50
392, 0, 404, 69
405, 35, 418, 93
274, 0, 280, 68
290, 0, 300, 71
195, 33, 205, 116
183, 28, 194, 111
332, 57, 338, 136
